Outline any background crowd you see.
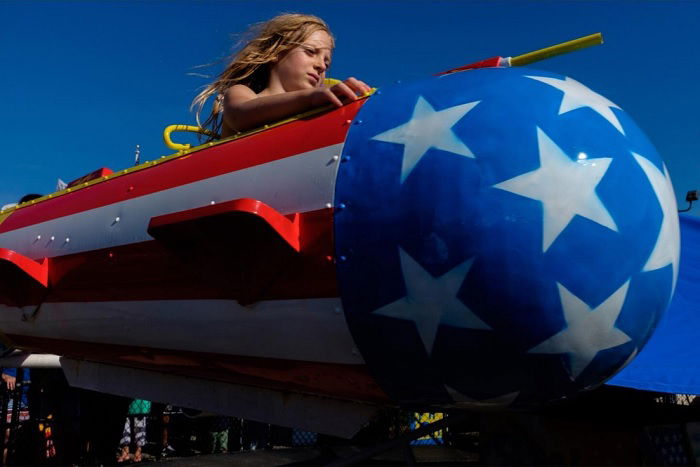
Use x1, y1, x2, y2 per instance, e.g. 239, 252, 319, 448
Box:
0, 367, 315, 465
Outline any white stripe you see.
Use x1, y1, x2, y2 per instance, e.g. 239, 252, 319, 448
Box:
0, 144, 343, 259
0, 298, 362, 365
62, 359, 379, 438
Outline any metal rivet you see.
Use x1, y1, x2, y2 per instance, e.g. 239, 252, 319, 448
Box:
375, 90, 381, 95
338, 255, 347, 262
351, 348, 359, 355
334, 307, 341, 314
341, 156, 351, 162
325, 203, 332, 209
353, 120, 363, 125
332, 155, 339, 161
65, 237, 70, 243
128, 186, 134, 192
210, 201, 216, 205
344, 119, 352, 125
50, 236, 55, 242
336, 203, 347, 211
115, 217, 120, 223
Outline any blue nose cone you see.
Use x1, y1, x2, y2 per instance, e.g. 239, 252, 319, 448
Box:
334, 67, 679, 408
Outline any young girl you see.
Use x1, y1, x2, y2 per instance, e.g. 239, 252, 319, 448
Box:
192, 13, 371, 138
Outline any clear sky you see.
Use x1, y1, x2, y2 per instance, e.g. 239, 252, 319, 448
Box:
1, 1, 698, 212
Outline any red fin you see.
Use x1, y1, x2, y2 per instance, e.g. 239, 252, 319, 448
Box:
147, 199, 302, 305
0, 249, 49, 306
148, 198, 300, 252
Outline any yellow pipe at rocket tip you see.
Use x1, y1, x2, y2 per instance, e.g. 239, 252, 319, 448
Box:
509, 33, 603, 67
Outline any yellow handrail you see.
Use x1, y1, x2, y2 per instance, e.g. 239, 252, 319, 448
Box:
509, 33, 603, 67
163, 125, 220, 151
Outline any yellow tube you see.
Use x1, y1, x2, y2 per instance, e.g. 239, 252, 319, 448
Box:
510, 33, 603, 67
163, 124, 220, 151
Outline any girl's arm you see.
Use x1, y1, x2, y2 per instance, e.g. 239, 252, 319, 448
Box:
222, 78, 370, 134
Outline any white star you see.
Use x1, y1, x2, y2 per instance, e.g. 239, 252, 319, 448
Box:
633, 153, 681, 292
373, 248, 490, 354
527, 75, 625, 134
371, 96, 479, 183
529, 281, 632, 380
494, 127, 618, 252
445, 385, 519, 409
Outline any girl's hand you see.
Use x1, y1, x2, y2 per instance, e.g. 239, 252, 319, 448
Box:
310, 77, 372, 108
2, 373, 16, 391
221, 79, 372, 135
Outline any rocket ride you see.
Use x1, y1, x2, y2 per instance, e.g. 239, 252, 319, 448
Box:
0, 34, 680, 437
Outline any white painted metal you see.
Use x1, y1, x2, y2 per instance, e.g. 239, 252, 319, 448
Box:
0, 298, 362, 364
0, 350, 61, 368
61, 358, 380, 438
0, 143, 344, 259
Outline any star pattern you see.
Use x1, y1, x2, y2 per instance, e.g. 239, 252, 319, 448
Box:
337, 68, 676, 405
494, 127, 618, 251
529, 281, 632, 380
373, 248, 490, 354
527, 75, 625, 134
633, 153, 681, 291
371, 96, 479, 183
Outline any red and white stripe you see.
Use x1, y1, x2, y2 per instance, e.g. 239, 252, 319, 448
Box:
0, 101, 388, 402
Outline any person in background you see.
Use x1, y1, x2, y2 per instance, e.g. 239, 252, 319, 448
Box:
206, 415, 232, 454
116, 398, 151, 463
1, 368, 30, 466
156, 403, 177, 459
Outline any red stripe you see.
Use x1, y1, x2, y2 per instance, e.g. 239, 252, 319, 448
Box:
7, 334, 389, 403
0, 101, 364, 233
149, 198, 302, 252
0, 208, 335, 305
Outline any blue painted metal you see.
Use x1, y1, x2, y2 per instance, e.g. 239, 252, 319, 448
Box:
608, 214, 700, 394
334, 67, 676, 407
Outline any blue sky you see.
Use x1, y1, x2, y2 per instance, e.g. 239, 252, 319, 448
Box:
2, 1, 699, 212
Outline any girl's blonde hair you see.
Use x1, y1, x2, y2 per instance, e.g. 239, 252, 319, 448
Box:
191, 13, 334, 137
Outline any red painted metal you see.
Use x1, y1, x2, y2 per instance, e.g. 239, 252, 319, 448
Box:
147, 200, 321, 305
67, 167, 114, 188
0, 248, 49, 306
149, 198, 301, 252
0, 249, 48, 286
29, 208, 335, 304
436, 56, 504, 75
0, 100, 364, 233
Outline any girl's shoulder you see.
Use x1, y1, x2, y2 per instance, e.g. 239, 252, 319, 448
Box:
225, 84, 257, 102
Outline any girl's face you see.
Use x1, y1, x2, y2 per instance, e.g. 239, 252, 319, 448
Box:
270, 30, 333, 92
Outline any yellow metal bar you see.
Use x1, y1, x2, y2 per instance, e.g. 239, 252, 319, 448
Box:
163, 124, 220, 151
324, 77, 341, 87
510, 33, 603, 67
